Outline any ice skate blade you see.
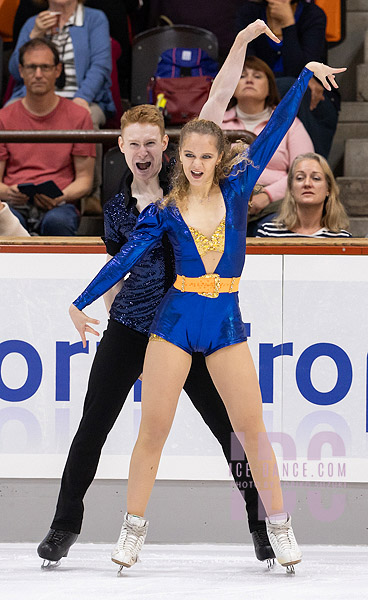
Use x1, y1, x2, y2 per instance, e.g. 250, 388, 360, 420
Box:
41, 559, 61, 569
266, 558, 275, 569
280, 559, 301, 574
111, 557, 134, 568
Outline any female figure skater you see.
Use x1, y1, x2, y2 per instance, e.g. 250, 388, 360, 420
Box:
70, 20, 345, 571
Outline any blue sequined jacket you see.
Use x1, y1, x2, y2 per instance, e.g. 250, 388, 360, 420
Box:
103, 169, 174, 335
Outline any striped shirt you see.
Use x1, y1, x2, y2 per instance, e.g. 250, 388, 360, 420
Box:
256, 222, 352, 238
49, 3, 84, 98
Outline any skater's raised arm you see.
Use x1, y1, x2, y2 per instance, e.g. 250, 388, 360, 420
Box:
199, 20, 280, 125
237, 61, 346, 193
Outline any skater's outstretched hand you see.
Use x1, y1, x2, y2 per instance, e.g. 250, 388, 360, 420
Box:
305, 62, 346, 91
69, 303, 100, 348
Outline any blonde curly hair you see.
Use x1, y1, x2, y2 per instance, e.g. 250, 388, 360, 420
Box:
161, 119, 250, 211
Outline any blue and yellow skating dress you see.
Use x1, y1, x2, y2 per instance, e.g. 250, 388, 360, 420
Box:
74, 68, 313, 355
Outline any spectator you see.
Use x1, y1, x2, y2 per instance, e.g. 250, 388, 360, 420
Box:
236, 1, 339, 158
13, 0, 143, 100
0, 201, 30, 236
0, 38, 95, 236
8, 0, 115, 128
222, 55, 313, 235
256, 152, 351, 237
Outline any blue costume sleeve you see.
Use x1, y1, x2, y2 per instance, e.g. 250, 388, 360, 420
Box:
103, 195, 128, 255
227, 67, 313, 196
73, 203, 167, 310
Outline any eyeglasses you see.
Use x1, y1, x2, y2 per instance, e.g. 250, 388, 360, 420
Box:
22, 64, 57, 73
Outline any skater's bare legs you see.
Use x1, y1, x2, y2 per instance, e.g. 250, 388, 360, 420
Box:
206, 341, 284, 516
127, 339, 283, 518
127, 339, 192, 516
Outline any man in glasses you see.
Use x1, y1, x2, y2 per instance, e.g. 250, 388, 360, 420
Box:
0, 38, 95, 235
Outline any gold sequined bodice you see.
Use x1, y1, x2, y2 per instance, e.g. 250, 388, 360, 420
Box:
188, 216, 225, 257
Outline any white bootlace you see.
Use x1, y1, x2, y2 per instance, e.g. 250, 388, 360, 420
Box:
116, 516, 148, 562
268, 523, 297, 553
266, 518, 301, 566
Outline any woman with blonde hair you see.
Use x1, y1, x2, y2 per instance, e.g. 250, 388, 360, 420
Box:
69, 20, 345, 573
257, 152, 351, 237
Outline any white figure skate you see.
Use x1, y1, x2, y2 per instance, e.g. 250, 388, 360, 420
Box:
265, 514, 302, 573
111, 513, 149, 575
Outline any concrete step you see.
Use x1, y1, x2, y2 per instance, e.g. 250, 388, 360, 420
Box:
365, 30, 368, 63
356, 64, 368, 100
337, 177, 368, 216
329, 122, 368, 172
329, 103, 368, 171
349, 218, 368, 236
347, 217, 368, 237
344, 139, 368, 176
339, 101, 368, 122
350, 0, 368, 11
329, 102, 368, 171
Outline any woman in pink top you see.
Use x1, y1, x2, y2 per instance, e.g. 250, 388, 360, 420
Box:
222, 56, 313, 235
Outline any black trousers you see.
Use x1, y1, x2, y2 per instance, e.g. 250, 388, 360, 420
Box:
51, 319, 265, 534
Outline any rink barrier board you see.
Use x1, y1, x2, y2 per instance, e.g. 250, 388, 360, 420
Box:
1, 239, 368, 483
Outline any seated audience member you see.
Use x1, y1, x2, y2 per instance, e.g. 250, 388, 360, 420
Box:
0, 201, 30, 236
222, 56, 313, 236
13, 0, 143, 100
0, 39, 95, 236
8, 0, 115, 128
236, 0, 339, 158
257, 152, 351, 238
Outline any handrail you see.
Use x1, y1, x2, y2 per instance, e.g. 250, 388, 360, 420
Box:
0, 129, 256, 144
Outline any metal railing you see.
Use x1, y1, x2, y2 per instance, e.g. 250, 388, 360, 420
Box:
0, 129, 256, 144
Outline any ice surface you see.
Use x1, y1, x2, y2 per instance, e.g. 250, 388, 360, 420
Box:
1, 543, 367, 600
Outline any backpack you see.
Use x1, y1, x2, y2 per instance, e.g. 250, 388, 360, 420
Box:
148, 47, 218, 125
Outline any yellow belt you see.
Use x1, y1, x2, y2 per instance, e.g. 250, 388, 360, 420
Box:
173, 273, 240, 298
